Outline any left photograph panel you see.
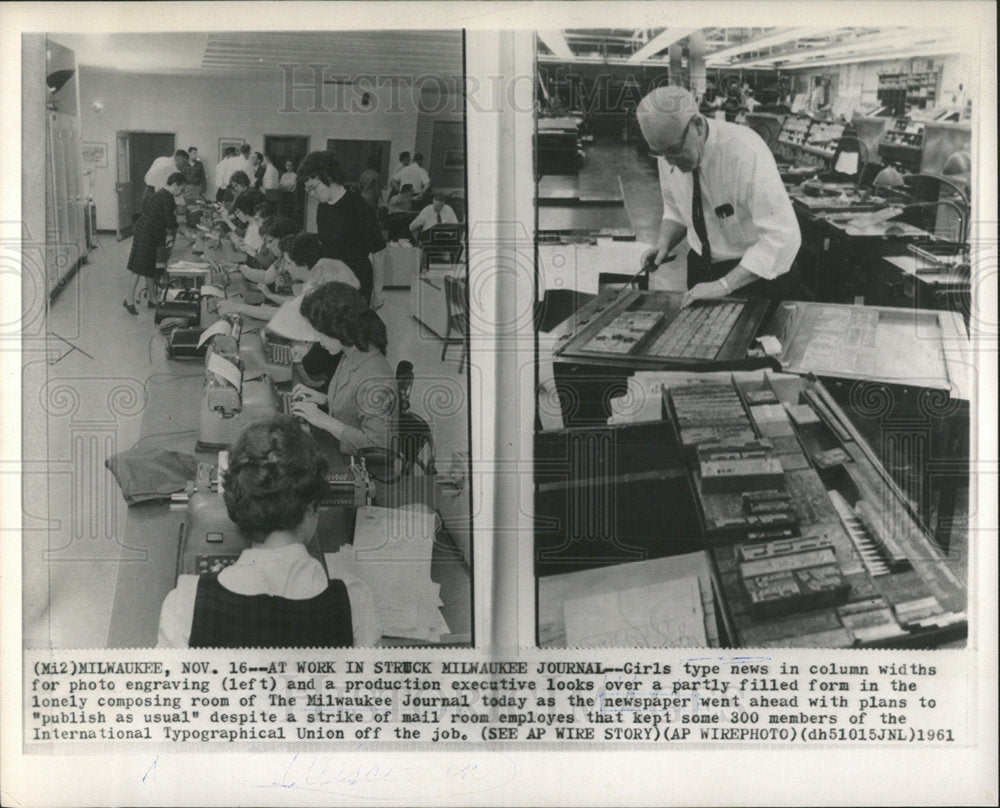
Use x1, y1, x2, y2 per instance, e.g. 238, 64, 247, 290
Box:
21, 31, 472, 649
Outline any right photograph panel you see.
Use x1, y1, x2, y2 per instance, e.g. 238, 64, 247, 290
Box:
532, 28, 972, 649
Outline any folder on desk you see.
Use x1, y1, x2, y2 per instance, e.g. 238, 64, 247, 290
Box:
325, 505, 449, 642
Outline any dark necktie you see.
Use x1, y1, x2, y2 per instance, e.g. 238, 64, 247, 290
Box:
691, 168, 712, 272
436, 210, 442, 224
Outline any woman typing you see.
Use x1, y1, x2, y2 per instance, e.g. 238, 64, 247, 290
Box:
157, 415, 381, 648
219, 232, 360, 322
290, 282, 399, 455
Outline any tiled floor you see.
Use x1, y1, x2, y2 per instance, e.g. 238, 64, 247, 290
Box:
24, 234, 470, 648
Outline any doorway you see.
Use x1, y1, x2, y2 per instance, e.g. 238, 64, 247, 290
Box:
324, 139, 390, 188
115, 131, 174, 240
263, 135, 310, 176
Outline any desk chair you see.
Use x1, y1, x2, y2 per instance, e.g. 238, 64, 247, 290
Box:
419, 224, 464, 271
441, 275, 469, 373
358, 360, 436, 481
385, 211, 418, 243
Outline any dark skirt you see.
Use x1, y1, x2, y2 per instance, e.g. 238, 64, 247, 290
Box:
127, 189, 177, 278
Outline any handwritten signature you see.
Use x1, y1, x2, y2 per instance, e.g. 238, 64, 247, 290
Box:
236, 753, 517, 798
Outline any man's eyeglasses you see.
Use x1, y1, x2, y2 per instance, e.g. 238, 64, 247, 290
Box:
648, 116, 695, 160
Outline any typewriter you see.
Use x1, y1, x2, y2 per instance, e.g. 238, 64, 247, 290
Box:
174, 453, 374, 578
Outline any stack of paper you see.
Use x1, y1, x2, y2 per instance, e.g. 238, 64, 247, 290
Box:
325, 506, 449, 643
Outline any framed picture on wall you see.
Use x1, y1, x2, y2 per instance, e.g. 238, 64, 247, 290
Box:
443, 147, 464, 170
218, 138, 245, 162
81, 142, 107, 168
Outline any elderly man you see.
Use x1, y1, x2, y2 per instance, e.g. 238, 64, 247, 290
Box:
637, 86, 800, 306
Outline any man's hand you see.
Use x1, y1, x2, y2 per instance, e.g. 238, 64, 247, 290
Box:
641, 245, 673, 270
216, 300, 243, 316
681, 280, 727, 308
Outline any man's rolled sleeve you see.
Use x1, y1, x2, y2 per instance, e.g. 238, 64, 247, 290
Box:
739, 156, 801, 280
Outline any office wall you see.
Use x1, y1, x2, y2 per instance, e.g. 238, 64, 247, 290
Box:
789, 55, 964, 111
78, 67, 435, 231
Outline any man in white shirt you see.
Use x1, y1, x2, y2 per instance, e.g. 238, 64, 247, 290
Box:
144, 150, 189, 191
389, 150, 411, 193
237, 143, 254, 180
215, 147, 238, 202
637, 86, 800, 306
394, 152, 430, 197
409, 192, 459, 240
261, 154, 280, 190
142, 149, 189, 212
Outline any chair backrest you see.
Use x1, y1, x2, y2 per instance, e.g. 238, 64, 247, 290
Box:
443, 275, 469, 333
393, 360, 434, 476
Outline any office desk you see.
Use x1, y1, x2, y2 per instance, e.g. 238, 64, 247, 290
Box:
537, 204, 634, 239
792, 198, 937, 303
537, 552, 721, 648
409, 265, 462, 339
537, 174, 623, 203
107, 373, 471, 647
375, 243, 421, 288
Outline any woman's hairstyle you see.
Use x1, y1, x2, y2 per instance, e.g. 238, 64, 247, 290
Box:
297, 151, 345, 186
222, 416, 330, 544
229, 170, 251, 188
254, 151, 264, 162
301, 282, 388, 354
286, 232, 323, 269
260, 215, 298, 240
166, 172, 186, 188
252, 201, 277, 219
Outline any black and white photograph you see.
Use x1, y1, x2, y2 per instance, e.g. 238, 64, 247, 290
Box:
534, 27, 975, 649
19, 28, 472, 650
1, 4, 996, 808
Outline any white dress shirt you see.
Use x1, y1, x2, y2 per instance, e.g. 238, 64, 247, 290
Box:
262, 163, 280, 190
144, 156, 179, 190
658, 119, 801, 280
410, 203, 458, 232
157, 542, 381, 647
394, 163, 430, 194
215, 155, 238, 191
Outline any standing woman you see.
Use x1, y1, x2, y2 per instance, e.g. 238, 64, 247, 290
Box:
290, 282, 398, 456
124, 171, 185, 315
297, 151, 386, 304
358, 154, 382, 211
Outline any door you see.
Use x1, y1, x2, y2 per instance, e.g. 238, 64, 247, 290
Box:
324, 139, 390, 188
115, 132, 133, 239
263, 135, 310, 175
116, 131, 174, 238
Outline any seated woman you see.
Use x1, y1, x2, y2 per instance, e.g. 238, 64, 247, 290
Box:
237, 213, 298, 280
297, 151, 386, 304
157, 415, 381, 648
220, 232, 360, 322
221, 171, 264, 228
291, 282, 399, 455
231, 200, 275, 259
